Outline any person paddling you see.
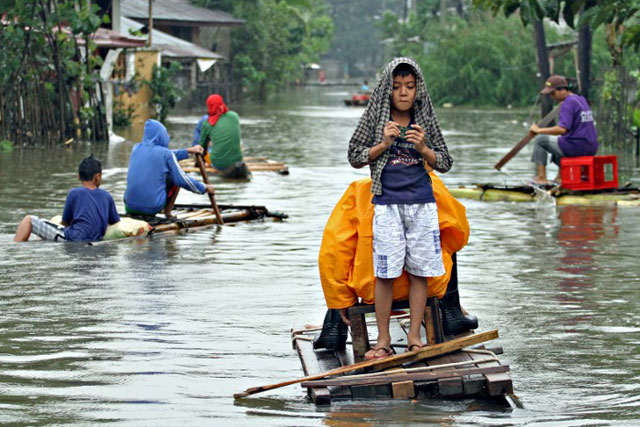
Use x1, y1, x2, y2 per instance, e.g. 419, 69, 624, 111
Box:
530, 75, 598, 185
124, 119, 215, 218
197, 94, 250, 179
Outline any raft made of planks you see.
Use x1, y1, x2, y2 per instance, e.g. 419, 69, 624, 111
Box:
292, 314, 513, 405
93, 204, 287, 244
449, 183, 640, 206
179, 156, 289, 175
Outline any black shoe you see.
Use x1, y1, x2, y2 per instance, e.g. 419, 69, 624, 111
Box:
440, 253, 479, 336
313, 309, 348, 350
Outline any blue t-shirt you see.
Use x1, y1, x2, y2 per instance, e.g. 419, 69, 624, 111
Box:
192, 114, 207, 146
372, 122, 435, 205
62, 187, 120, 242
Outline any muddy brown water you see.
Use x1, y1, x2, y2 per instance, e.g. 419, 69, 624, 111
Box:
1, 87, 639, 426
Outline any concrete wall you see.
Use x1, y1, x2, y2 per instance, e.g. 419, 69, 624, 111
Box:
115, 48, 161, 128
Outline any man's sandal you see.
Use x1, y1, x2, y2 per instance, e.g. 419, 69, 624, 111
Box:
364, 346, 393, 360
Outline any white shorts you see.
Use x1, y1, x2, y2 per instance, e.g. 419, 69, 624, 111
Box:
31, 216, 66, 241
373, 203, 445, 279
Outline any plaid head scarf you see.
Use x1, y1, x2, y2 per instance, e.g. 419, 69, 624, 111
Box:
347, 57, 453, 196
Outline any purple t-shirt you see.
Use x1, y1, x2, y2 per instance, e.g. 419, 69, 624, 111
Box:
62, 187, 120, 242
557, 94, 598, 157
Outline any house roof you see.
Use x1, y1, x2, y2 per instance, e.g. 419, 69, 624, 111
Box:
121, 0, 244, 27
91, 27, 146, 49
121, 17, 224, 60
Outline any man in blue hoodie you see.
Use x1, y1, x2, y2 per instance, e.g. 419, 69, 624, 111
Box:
124, 120, 215, 217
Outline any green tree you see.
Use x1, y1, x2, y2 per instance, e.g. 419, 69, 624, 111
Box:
143, 62, 182, 123
192, 0, 333, 101
0, 0, 108, 145
472, 0, 640, 60
378, 8, 610, 107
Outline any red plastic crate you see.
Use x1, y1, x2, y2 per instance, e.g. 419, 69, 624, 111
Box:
560, 155, 618, 191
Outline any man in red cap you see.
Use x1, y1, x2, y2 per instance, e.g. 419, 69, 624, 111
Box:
530, 75, 598, 185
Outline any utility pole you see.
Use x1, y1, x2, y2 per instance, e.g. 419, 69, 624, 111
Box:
147, 0, 153, 47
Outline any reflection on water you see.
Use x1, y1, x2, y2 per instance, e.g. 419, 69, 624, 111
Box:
1, 87, 639, 426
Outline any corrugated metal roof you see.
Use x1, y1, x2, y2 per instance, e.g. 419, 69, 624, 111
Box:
121, 0, 244, 27
121, 17, 224, 60
91, 27, 146, 48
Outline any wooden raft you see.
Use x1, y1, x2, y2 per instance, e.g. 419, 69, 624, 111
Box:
90, 204, 288, 244
292, 300, 513, 405
179, 156, 289, 175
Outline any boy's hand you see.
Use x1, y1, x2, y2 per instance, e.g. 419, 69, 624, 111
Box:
204, 184, 216, 195
382, 121, 400, 147
188, 145, 205, 155
406, 124, 428, 154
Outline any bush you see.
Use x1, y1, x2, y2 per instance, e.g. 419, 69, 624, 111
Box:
143, 62, 182, 123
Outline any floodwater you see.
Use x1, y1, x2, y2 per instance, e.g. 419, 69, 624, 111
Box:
1, 87, 639, 426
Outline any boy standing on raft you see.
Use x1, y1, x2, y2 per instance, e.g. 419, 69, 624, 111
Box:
14, 155, 120, 242
347, 57, 453, 359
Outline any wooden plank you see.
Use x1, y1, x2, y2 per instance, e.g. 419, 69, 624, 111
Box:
462, 375, 485, 395
373, 330, 499, 371
293, 337, 331, 404
424, 305, 437, 346
332, 349, 353, 399
426, 349, 481, 397
392, 380, 415, 399
467, 350, 513, 396
428, 297, 445, 344
348, 300, 410, 315
301, 365, 510, 388
437, 377, 463, 396
348, 311, 369, 363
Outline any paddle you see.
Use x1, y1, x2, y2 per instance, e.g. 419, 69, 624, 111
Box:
494, 104, 561, 170
233, 329, 498, 399
195, 153, 224, 225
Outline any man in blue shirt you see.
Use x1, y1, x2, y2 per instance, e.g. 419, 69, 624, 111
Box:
14, 156, 121, 242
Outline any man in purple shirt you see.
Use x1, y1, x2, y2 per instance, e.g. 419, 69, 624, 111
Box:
530, 75, 598, 185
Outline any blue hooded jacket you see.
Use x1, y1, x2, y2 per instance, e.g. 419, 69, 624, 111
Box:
124, 120, 205, 215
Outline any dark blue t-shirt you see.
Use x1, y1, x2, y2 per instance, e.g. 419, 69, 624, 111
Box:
372, 122, 435, 205
62, 187, 120, 242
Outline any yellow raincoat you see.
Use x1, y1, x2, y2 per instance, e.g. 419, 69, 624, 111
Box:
318, 172, 469, 309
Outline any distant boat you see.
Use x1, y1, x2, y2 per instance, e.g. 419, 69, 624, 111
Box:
344, 93, 370, 106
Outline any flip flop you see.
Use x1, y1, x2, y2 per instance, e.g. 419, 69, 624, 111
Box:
364, 346, 393, 360
406, 344, 423, 353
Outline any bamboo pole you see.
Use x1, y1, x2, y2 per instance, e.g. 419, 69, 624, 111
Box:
195, 153, 224, 225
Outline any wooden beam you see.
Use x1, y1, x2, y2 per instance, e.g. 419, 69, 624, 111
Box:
301, 365, 510, 388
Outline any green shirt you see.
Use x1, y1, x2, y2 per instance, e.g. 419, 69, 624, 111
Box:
198, 111, 243, 170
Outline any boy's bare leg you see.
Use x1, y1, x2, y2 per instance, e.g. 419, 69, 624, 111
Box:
366, 277, 394, 358
164, 187, 180, 218
407, 273, 428, 349
14, 215, 33, 242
